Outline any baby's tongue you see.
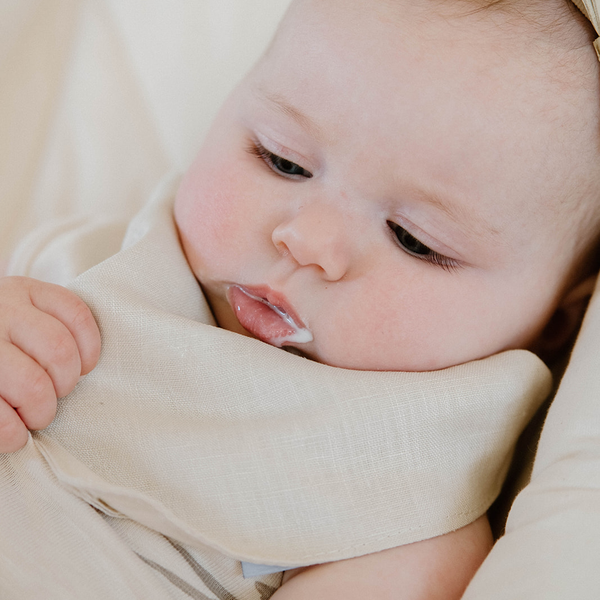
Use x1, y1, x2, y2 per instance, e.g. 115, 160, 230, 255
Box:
228, 286, 312, 347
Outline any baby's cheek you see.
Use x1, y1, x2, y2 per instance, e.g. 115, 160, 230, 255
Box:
315, 275, 470, 371
176, 167, 247, 265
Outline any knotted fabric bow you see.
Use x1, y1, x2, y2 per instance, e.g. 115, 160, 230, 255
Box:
572, 0, 600, 59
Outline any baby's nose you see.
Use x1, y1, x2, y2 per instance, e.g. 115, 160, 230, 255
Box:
271, 203, 351, 281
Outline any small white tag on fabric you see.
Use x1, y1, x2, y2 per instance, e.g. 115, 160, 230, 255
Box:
241, 562, 293, 578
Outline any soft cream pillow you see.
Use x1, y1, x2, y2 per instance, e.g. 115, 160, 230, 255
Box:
0, 0, 290, 260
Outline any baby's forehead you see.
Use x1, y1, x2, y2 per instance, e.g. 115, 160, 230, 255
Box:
265, 1, 598, 147
272, 5, 597, 139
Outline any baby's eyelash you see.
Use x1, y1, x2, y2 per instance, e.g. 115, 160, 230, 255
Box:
246, 141, 313, 179
387, 221, 461, 273
246, 141, 272, 163
421, 252, 461, 273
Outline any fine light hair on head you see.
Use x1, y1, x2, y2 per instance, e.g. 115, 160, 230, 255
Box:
456, 0, 600, 281
435, 0, 594, 47
426, 0, 600, 283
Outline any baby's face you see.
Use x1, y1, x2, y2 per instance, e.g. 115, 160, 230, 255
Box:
175, 0, 599, 371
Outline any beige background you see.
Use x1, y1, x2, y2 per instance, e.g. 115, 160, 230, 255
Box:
0, 0, 291, 260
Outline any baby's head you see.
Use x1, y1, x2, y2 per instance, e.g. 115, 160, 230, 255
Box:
175, 0, 600, 371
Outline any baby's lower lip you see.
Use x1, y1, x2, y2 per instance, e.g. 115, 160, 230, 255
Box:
227, 285, 312, 347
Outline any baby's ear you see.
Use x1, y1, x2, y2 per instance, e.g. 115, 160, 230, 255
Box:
534, 274, 598, 360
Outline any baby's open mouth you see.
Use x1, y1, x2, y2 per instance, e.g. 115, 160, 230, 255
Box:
227, 285, 313, 348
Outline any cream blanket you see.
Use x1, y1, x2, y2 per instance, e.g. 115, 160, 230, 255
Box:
0, 178, 551, 599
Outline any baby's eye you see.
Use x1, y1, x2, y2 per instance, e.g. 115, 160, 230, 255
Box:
271, 155, 310, 177
247, 142, 313, 179
387, 221, 432, 256
387, 221, 459, 272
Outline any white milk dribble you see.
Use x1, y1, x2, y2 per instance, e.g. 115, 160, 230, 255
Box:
229, 285, 314, 348
244, 289, 313, 346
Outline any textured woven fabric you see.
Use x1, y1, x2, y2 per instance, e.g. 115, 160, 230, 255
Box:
0, 177, 551, 598
573, 0, 600, 32
572, 0, 600, 57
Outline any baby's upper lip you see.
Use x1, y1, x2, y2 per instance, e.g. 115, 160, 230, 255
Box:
236, 285, 308, 330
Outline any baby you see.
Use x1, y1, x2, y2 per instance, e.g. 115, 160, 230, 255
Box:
1, 0, 600, 598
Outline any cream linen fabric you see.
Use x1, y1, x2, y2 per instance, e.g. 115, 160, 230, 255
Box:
0, 177, 551, 598
0, 0, 291, 262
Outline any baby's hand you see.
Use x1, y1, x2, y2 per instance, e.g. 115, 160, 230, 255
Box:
0, 277, 100, 452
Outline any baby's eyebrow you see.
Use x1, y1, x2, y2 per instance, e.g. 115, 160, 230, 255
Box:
417, 186, 501, 240
255, 87, 324, 140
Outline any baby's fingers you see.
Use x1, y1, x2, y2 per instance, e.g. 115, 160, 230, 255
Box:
5, 277, 101, 377
0, 398, 29, 453
0, 342, 57, 452
8, 305, 86, 400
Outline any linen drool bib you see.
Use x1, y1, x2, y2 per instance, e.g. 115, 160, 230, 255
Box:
33, 177, 551, 565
